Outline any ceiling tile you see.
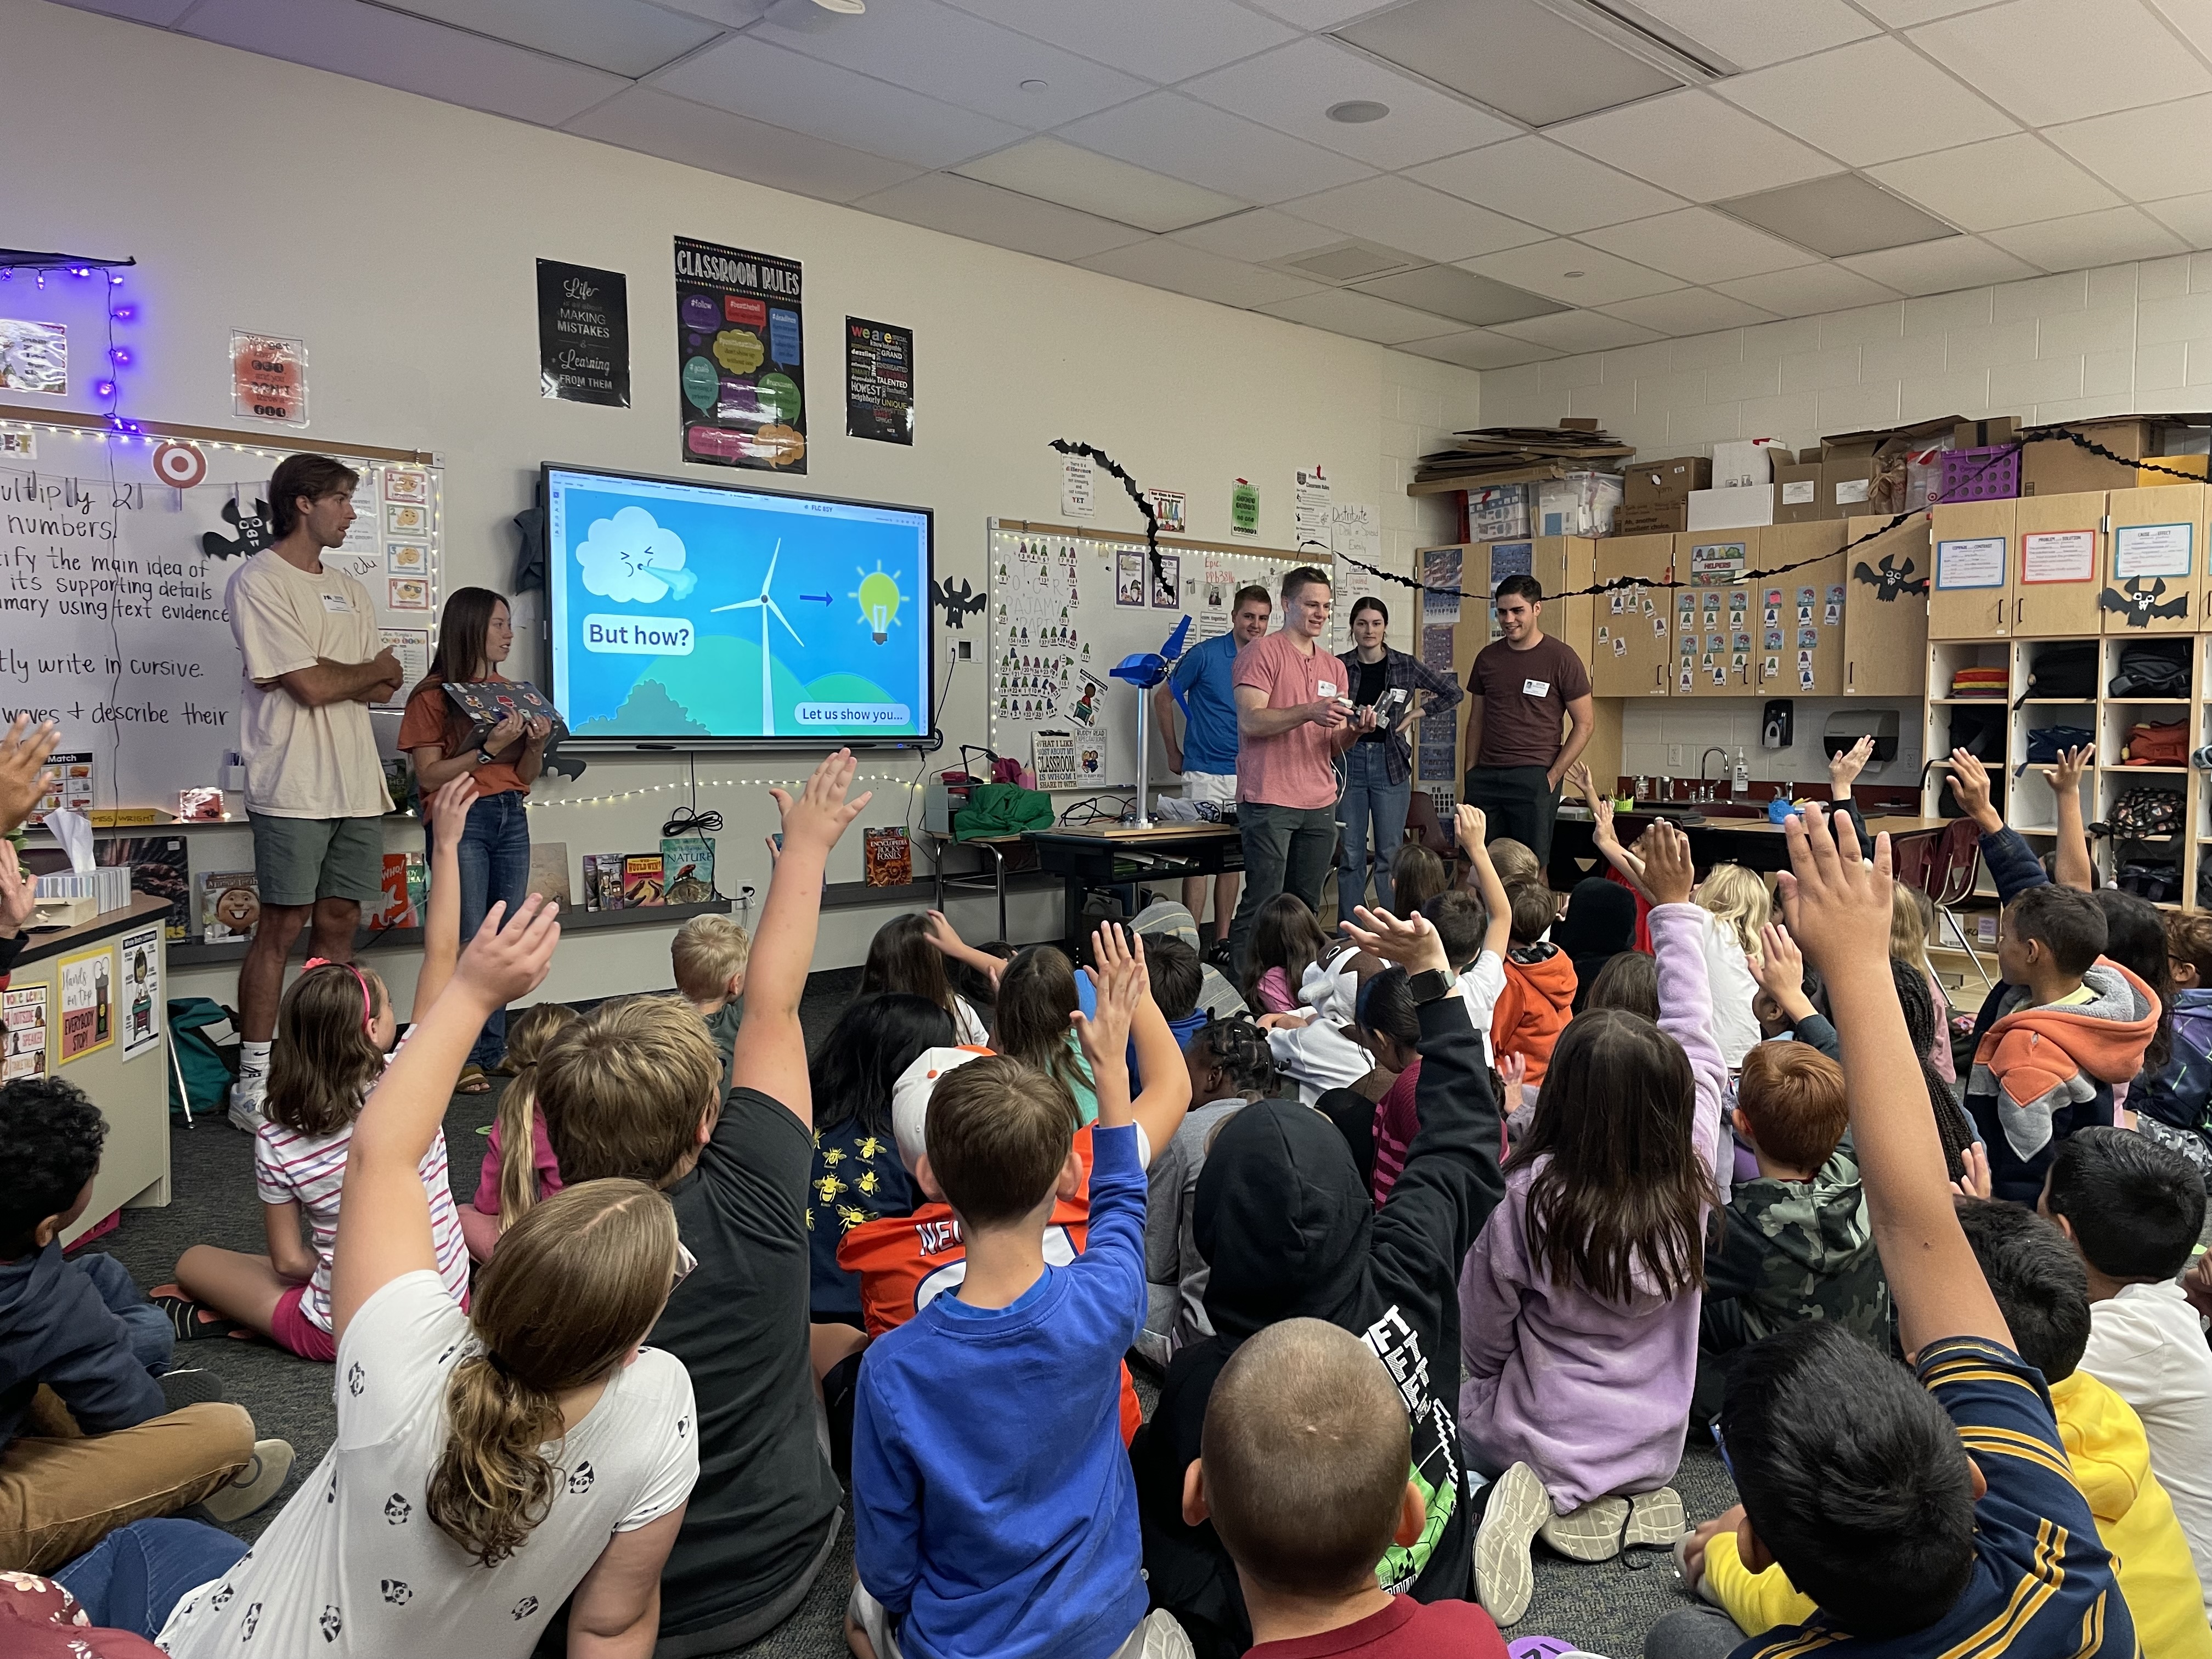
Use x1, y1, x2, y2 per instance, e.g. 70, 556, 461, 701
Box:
1058, 92, 1374, 204
1835, 235, 2041, 295
1580, 207, 1818, 284
652, 33, 1024, 168
180, 0, 628, 125
1718, 172, 1958, 257
1258, 288, 1461, 345
750, 0, 1149, 127
382, 0, 726, 77
1181, 39, 1519, 171
956, 138, 1247, 233
1712, 264, 1903, 317
564, 85, 921, 202
852, 172, 1153, 262
1853, 0, 1987, 21
2047, 94, 2212, 201
1459, 238, 1688, 306
1407, 137, 1686, 234
1171, 208, 1351, 262
940, 0, 1295, 82
1076, 239, 1324, 309
1396, 330, 1561, 369
1280, 175, 1547, 264
2143, 191, 2212, 248
1337, 0, 1682, 128
1908, 0, 2212, 126
2149, 0, 2212, 61
47, 0, 200, 22
1620, 0, 1877, 69
1243, 0, 1401, 25
1491, 310, 1666, 352
1548, 89, 1838, 203
1983, 206, 2189, 271
1868, 134, 2123, 232
1599, 287, 1780, 334
1714, 37, 2015, 166
1352, 264, 1570, 325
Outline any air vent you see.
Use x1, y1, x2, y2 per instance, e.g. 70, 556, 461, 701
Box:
1271, 239, 1425, 285
1715, 174, 1960, 258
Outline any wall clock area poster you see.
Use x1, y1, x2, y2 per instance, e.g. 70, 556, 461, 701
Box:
674, 237, 805, 473
537, 258, 630, 407
846, 317, 913, 445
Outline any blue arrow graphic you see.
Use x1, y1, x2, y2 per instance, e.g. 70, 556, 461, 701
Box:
802, 591, 832, 604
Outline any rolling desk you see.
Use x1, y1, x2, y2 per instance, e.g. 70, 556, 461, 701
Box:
1023, 822, 1244, 957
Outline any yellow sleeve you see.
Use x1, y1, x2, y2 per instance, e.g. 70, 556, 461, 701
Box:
1703, 1530, 1820, 1636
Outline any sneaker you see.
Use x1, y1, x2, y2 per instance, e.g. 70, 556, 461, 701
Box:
226, 1085, 266, 1135
1538, 1495, 1630, 1562
202, 1438, 295, 1523
1623, 1486, 1687, 1549
1474, 1461, 1550, 1626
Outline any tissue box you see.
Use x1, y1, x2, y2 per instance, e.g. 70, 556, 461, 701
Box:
35, 867, 132, 913
34, 894, 97, 927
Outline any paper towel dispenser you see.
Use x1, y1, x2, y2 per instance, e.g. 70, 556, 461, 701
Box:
1823, 708, 1899, 764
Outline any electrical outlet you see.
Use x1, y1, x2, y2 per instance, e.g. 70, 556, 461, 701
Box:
1667, 744, 1684, 769
957, 639, 972, 660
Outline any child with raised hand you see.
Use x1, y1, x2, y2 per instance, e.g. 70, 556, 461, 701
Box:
157, 775, 479, 1359
1462, 819, 1723, 1626
1650, 802, 2134, 1659
459, 999, 578, 1263
848, 923, 1191, 1659
860, 912, 989, 1045
158, 891, 702, 1659
1447, 806, 1513, 1062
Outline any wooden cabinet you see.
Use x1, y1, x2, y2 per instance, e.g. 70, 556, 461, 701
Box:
1841, 516, 1928, 696
1930, 500, 2015, 639
1675, 533, 1758, 698
1418, 537, 1598, 778
2106, 483, 2207, 635
1754, 523, 1847, 696
1590, 532, 1673, 698
2013, 490, 2107, 636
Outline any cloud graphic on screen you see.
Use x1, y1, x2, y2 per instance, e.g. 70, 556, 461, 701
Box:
577, 507, 696, 603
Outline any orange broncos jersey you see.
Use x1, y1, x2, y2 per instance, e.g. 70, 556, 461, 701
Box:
837, 1122, 1143, 1445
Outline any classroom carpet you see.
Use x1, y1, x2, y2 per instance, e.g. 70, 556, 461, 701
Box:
94, 969, 1736, 1659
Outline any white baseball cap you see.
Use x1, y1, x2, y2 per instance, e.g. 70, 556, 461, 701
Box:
890, 1045, 992, 1172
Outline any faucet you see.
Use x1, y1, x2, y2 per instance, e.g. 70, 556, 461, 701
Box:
1699, 746, 1728, 781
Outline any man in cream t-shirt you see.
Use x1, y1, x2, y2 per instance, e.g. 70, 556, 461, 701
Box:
225, 452, 402, 1130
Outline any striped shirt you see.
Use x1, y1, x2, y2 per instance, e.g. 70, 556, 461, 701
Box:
254, 1109, 471, 1334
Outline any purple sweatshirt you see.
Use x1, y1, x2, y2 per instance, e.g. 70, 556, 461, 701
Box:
1455, 902, 1726, 1513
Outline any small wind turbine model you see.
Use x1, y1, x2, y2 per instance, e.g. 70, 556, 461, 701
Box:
710, 538, 804, 735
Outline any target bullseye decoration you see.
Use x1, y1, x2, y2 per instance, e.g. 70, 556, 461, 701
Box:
152, 441, 207, 488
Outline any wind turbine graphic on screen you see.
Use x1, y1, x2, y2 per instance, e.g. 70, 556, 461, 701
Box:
710, 539, 804, 735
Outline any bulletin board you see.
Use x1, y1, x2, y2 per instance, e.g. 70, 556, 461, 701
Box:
985, 517, 1328, 792
0, 407, 441, 812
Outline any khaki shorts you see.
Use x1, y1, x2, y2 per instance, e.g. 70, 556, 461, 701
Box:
847, 1585, 1192, 1659
247, 812, 386, 909
1183, 769, 1238, 806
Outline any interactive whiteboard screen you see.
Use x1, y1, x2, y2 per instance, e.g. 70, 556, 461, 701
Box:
545, 464, 932, 747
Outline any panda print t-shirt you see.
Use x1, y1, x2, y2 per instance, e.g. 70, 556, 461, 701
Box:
157, 1269, 697, 1658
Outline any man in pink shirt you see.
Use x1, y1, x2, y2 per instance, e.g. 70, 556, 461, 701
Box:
1226, 567, 1376, 974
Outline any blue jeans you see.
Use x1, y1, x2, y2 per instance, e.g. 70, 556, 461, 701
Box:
55, 1517, 249, 1640
71, 1251, 173, 1376
1336, 741, 1410, 924
430, 789, 531, 1069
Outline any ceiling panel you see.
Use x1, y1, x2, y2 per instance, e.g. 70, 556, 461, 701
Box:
1711, 263, 1903, 315
1548, 89, 1837, 202
1181, 39, 1519, 171
1407, 137, 1686, 234
181, 0, 629, 125
1336, 0, 1682, 128
1718, 172, 1958, 257
1171, 208, 1354, 262
47, 0, 201, 22
1280, 175, 1548, 264
852, 171, 1153, 262
652, 34, 1023, 168
2145, 190, 2212, 248
1909, 0, 2212, 126
940, 0, 1296, 83
749, 0, 1149, 127
2047, 95, 2212, 202
1620, 0, 1878, 69
1076, 239, 1325, 309
1983, 205, 2190, 270
1716, 37, 2016, 166
1460, 238, 1686, 306
1257, 289, 1460, 345
1835, 234, 2041, 295
1396, 329, 1561, 369
565, 84, 922, 202
956, 138, 1248, 233
1581, 206, 1818, 284
1853, 0, 1988, 21
1058, 92, 1374, 203
1242, 0, 1404, 25
1599, 287, 1781, 334
1868, 134, 2124, 231
1352, 263, 1570, 325
382, 0, 727, 77
1491, 309, 1666, 352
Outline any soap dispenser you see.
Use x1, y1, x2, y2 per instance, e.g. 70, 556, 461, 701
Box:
1732, 747, 1749, 797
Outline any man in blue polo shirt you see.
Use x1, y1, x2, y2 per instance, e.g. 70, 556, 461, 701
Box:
1154, 584, 1271, 947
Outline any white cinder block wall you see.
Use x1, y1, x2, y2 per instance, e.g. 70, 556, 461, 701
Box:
1476, 252, 2212, 798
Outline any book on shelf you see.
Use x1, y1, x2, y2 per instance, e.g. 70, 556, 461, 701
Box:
199, 871, 260, 942
659, 836, 715, 905
620, 853, 666, 907
864, 826, 912, 888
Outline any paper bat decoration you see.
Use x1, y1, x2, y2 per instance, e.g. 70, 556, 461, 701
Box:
1851, 551, 1927, 600
2099, 578, 2190, 627
199, 495, 276, 562
932, 576, 988, 630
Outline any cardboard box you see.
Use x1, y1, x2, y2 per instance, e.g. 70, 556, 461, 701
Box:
1712, 438, 1792, 489
1953, 416, 2019, 450
1623, 457, 1710, 506
1822, 455, 1880, 514
1686, 486, 1774, 532
1820, 415, 1959, 460
1615, 502, 1688, 536
2143, 453, 2211, 487
2021, 417, 2212, 494
1464, 482, 1529, 540
1772, 460, 1829, 523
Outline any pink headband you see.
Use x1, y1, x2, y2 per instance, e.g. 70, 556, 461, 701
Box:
303, 957, 376, 1035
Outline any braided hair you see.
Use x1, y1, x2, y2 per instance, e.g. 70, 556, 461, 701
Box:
1189, 1014, 1278, 1101
1892, 956, 1973, 1183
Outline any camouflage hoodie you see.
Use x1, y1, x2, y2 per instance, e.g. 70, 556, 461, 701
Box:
1702, 1139, 1889, 1353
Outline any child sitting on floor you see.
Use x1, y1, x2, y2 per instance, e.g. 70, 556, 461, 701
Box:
1692, 862, 1768, 1070
457, 999, 577, 1263
1143, 935, 1210, 1054
673, 911, 749, 1077
994, 945, 1102, 1125
1391, 844, 1448, 919
1491, 881, 1574, 1086
1184, 1318, 1507, 1659
860, 912, 990, 1045
2135, 913, 2212, 1175
1243, 894, 1330, 1017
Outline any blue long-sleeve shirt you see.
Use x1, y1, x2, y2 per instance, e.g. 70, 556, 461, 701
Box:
0, 1240, 164, 1448
851, 1124, 1149, 1659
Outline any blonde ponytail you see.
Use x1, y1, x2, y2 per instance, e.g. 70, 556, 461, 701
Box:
494, 1067, 545, 1232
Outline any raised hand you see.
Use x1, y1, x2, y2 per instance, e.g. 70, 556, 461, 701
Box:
1640, 819, 1696, 907
1944, 747, 2000, 832
1343, 905, 1451, 979
1751, 921, 1803, 1001
1950, 1142, 1993, 1200
1564, 759, 1594, 803
1776, 803, 1893, 981
1454, 803, 1487, 853
1827, 733, 1875, 794
427, 774, 478, 855
1074, 923, 1147, 1068
452, 894, 560, 1009
0, 715, 60, 836
770, 748, 871, 855
0, 842, 33, 936
1497, 1049, 1527, 1095
2040, 742, 2094, 795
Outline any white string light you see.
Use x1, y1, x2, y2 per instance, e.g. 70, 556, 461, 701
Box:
523, 773, 929, 811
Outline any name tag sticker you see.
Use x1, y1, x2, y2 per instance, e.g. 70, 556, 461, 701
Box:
1522, 678, 1550, 697
320, 592, 351, 613
1317, 679, 1338, 697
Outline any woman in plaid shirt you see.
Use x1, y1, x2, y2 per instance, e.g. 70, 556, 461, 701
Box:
1336, 596, 1463, 925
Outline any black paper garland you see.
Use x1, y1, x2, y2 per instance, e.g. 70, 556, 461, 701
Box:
1048, 439, 1173, 605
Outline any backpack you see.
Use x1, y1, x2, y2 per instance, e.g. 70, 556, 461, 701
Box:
2118, 862, 2182, 902
2026, 725, 2095, 763
2109, 640, 2191, 698
2024, 641, 2097, 700
2106, 787, 2184, 840
2124, 721, 2188, 766
166, 997, 239, 1122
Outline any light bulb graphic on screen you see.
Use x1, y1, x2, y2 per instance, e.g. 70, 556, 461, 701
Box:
710, 539, 803, 736
851, 563, 904, 645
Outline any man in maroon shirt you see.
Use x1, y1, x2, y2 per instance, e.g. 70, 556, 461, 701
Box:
1463, 575, 1593, 866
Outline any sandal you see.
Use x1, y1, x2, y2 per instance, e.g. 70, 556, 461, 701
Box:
149, 1289, 245, 1342
456, 1064, 492, 1094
